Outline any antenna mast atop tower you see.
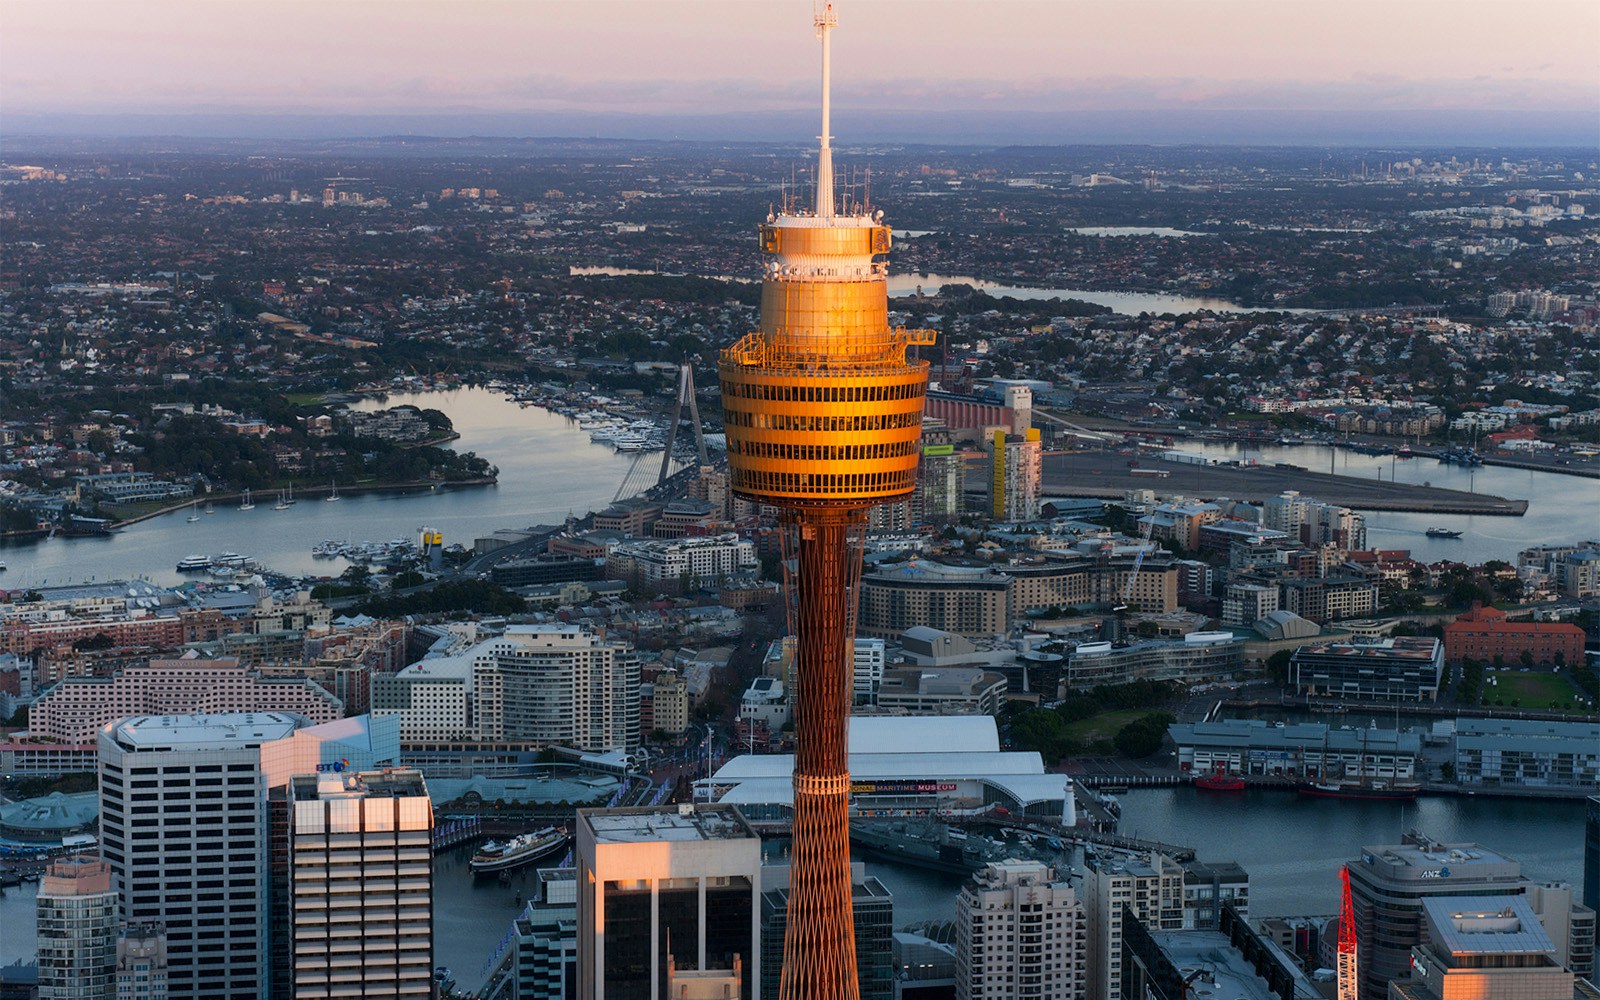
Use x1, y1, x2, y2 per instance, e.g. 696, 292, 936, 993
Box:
814, 2, 837, 218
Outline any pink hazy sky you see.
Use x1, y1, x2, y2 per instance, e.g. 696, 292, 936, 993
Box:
4, 0, 1597, 116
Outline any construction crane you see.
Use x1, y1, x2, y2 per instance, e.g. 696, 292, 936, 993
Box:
1113, 514, 1157, 612
1338, 865, 1358, 1000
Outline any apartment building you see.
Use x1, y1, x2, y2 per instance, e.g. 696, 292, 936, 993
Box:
32, 657, 341, 744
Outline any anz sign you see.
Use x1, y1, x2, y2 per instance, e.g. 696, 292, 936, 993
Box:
1419, 866, 1452, 880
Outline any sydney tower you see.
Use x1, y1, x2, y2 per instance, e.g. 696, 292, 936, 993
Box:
718, 6, 933, 999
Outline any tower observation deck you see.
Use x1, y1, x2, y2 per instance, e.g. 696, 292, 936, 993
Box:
717, 6, 932, 1000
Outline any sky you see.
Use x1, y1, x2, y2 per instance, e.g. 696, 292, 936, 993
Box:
3, 0, 1598, 143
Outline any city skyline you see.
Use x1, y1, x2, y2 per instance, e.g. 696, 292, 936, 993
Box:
3, 0, 1598, 144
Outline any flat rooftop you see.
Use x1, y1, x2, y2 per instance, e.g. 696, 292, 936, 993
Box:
106, 712, 302, 750
582, 804, 756, 844
1423, 896, 1557, 958
1148, 929, 1320, 1000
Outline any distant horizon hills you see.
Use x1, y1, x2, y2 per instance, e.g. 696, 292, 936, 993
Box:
4, 107, 1597, 150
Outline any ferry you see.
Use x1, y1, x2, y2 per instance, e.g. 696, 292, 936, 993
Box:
469, 827, 569, 875
176, 554, 211, 572
1425, 527, 1463, 539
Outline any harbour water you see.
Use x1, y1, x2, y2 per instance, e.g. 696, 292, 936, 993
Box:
426, 789, 1587, 990
884, 272, 1315, 315
567, 263, 1289, 315
1191, 440, 1599, 564
0, 389, 636, 588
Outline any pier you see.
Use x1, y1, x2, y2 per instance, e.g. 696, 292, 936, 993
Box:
1037, 451, 1529, 515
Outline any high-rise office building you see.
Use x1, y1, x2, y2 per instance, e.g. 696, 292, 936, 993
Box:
37, 855, 118, 1000
98, 712, 303, 1000
715, 8, 933, 999
1082, 852, 1186, 1000
1390, 896, 1580, 1000
1347, 833, 1527, 1000
282, 769, 433, 998
761, 864, 895, 1000
1583, 795, 1599, 918
990, 428, 1042, 522
956, 860, 1087, 1000
116, 925, 169, 1000
916, 439, 964, 524
575, 805, 762, 1000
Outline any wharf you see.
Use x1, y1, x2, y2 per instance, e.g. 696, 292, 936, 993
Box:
1036, 452, 1529, 515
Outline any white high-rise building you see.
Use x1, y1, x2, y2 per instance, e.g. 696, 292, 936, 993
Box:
1082, 852, 1186, 1000
98, 712, 303, 1000
37, 855, 118, 1000
285, 769, 434, 998
853, 638, 887, 704
576, 804, 762, 1000
374, 625, 641, 751
955, 860, 1087, 1000
990, 429, 1042, 523
1260, 490, 1307, 538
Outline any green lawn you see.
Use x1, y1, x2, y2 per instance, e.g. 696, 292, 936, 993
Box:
1061, 709, 1149, 743
1485, 669, 1580, 709
285, 392, 327, 406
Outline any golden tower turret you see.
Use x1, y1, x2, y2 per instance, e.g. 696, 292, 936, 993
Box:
718, 6, 932, 1000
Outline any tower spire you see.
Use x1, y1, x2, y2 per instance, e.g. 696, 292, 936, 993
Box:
814, 2, 837, 218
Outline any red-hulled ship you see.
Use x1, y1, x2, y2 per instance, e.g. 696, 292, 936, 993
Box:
1193, 763, 1246, 792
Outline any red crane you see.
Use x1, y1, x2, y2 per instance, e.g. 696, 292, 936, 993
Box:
1338, 865, 1359, 1000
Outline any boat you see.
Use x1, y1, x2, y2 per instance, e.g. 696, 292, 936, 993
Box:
1425, 527, 1463, 539
176, 554, 210, 571
238, 490, 254, 511
1297, 780, 1419, 801
204, 501, 215, 515
185, 501, 201, 523
0, 562, 6, 571
325, 480, 341, 502
1296, 726, 1419, 800
1193, 763, 1246, 792
273, 492, 290, 511
283, 484, 296, 506
469, 827, 569, 874
849, 820, 1008, 876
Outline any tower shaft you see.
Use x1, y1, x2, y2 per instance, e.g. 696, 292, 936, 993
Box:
779, 507, 865, 1000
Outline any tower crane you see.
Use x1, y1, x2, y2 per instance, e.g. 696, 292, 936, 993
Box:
1112, 514, 1157, 612
1338, 865, 1359, 1000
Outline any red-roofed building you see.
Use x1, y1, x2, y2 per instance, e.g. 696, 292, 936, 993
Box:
1442, 603, 1586, 666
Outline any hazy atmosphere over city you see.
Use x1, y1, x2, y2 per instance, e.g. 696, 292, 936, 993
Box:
1, 2, 1598, 1000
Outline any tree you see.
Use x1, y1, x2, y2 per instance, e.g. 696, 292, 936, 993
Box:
1114, 712, 1175, 759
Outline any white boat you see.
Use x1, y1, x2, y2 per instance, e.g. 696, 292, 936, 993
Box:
469, 827, 568, 874
273, 492, 290, 511
176, 554, 210, 571
326, 480, 341, 502
238, 490, 254, 511
204, 501, 215, 515
186, 501, 201, 523
283, 485, 296, 506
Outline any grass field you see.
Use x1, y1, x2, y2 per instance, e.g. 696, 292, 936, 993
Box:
1485, 669, 1579, 709
285, 392, 326, 406
1061, 709, 1149, 743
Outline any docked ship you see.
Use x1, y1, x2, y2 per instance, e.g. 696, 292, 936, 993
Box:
176, 554, 210, 572
469, 827, 568, 875
1297, 779, 1419, 801
1425, 527, 1463, 539
1193, 764, 1246, 792
849, 820, 1008, 876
